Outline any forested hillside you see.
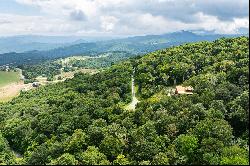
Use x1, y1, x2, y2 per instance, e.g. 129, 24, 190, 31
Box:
17, 51, 135, 82
20, 61, 62, 82
0, 31, 244, 66
0, 37, 248, 165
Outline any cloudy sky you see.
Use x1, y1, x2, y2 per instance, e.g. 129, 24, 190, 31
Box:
0, 0, 249, 36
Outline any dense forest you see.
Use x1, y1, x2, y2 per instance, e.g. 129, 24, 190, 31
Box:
0, 37, 248, 165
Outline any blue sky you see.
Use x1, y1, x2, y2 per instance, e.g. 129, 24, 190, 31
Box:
0, 0, 40, 16
0, 0, 249, 36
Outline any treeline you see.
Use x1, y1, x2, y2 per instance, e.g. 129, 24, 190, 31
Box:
0, 37, 248, 165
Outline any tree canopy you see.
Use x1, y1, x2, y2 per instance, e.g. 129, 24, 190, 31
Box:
0, 36, 248, 165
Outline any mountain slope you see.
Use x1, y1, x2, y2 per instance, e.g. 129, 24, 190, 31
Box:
0, 31, 246, 66
0, 37, 248, 165
0, 35, 118, 54
0, 35, 94, 54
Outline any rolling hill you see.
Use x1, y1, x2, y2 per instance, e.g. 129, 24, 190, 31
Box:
0, 31, 247, 66
0, 36, 248, 165
0, 35, 110, 54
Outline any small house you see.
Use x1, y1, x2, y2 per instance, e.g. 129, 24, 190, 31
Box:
175, 85, 193, 95
20, 75, 25, 80
32, 82, 40, 88
5, 65, 10, 72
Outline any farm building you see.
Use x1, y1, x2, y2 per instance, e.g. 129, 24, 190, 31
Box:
175, 85, 193, 95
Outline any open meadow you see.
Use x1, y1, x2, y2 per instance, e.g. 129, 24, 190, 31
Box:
0, 71, 20, 87
0, 71, 22, 102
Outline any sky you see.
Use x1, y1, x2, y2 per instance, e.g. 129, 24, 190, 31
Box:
0, 0, 249, 37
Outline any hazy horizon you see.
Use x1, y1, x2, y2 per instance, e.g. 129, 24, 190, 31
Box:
0, 29, 249, 38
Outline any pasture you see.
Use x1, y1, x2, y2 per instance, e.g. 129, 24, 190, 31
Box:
0, 71, 20, 88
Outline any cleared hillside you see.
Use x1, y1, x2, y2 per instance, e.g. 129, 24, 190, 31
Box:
0, 71, 20, 87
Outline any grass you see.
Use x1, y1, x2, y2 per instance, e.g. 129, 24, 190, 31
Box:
147, 86, 175, 103
0, 71, 22, 103
55, 68, 99, 80
0, 71, 20, 88
0, 95, 15, 103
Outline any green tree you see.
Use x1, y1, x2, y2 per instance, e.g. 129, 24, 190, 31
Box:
220, 145, 249, 165
173, 134, 198, 164
100, 136, 125, 160
76, 146, 110, 165
50, 153, 78, 165
65, 129, 88, 153
152, 152, 169, 165
113, 154, 131, 165
192, 118, 233, 145
0, 133, 16, 165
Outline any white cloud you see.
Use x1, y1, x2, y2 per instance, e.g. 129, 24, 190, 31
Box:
101, 16, 119, 32
0, 0, 248, 36
0, 13, 82, 36
191, 12, 249, 34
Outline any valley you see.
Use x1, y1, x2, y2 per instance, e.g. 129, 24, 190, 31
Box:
0, 51, 108, 102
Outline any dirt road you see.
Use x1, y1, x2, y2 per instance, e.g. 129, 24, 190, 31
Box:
125, 69, 139, 110
0, 81, 33, 102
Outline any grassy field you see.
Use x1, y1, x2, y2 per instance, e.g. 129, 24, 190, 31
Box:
55, 68, 99, 80
0, 71, 20, 88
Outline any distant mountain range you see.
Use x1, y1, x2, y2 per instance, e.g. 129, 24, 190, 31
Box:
0, 31, 248, 66
0, 35, 119, 54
